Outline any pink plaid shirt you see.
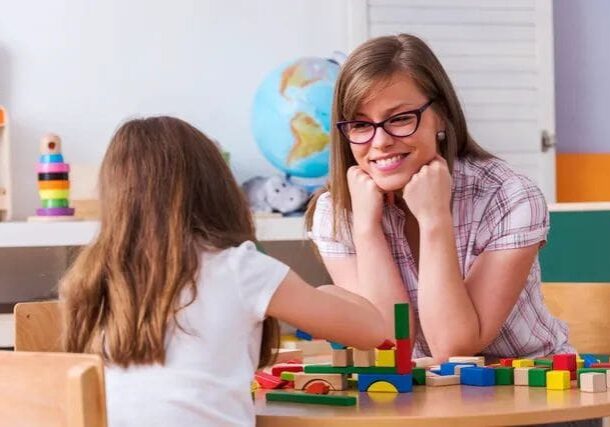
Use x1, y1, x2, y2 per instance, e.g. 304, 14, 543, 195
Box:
310, 156, 574, 358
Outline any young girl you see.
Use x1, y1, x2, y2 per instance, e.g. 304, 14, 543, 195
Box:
306, 33, 574, 363
59, 117, 386, 427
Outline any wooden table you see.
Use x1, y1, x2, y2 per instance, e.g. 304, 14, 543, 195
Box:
255, 384, 610, 426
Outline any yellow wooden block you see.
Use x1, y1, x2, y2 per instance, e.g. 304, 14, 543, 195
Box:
577, 358, 584, 369
368, 381, 398, 393
512, 359, 534, 368
375, 349, 395, 367
547, 370, 571, 390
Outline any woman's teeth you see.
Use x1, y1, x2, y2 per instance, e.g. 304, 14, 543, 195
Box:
374, 154, 405, 167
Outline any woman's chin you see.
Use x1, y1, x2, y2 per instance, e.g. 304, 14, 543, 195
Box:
373, 177, 409, 193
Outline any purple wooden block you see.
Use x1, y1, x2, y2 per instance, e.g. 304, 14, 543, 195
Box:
36, 207, 75, 216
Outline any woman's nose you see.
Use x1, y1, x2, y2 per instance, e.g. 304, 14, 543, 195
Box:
370, 126, 395, 149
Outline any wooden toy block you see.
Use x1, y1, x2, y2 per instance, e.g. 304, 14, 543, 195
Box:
528, 368, 549, 387
553, 354, 577, 371
494, 367, 514, 385
280, 339, 330, 357
375, 349, 395, 367
328, 341, 346, 350
577, 358, 584, 369
304, 381, 330, 394
427, 374, 460, 386
413, 357, 436, 368
425, 370, 439, 378
547, 370, 571, 390
577, 368, 610, 386
255, 371, 287, 389
295, 329, 312, 340
394, 303, 410, 339
280, 372, 295, 381
607, 371, 610, 388
353, 349, 375, 367
358, 373, 413, 393
412, 367, 426, 385
304, 364, 396, 375
332, 349, 353, 367
440, 362, 476, 376
580, 373, 607, 393
294, 373, 347, 391
500, 358, 515, 367
460, 367, 495, 386
271, 364, 304, 377
534, 358, 553, 367
583, 354, 600, 368
395, 338, 412, 374
514, 367, 532, 386
376, 339, 395, 350
266, 391, 357, 406
512, 359, 534, 368
448, 356, 485, 367
273, 348, 304, 364
347, 377, 358, 390
590, 363, 610, 368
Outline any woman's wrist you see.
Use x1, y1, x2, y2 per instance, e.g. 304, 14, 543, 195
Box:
418, 211, 453, 235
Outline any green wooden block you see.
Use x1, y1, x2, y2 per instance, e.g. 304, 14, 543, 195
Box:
577, 368, 610, 386
304, 364, 397, 375
534, 358, 553, 367
590, 354, 610, 363
394, 303, 410, 339
528, 368, 548, 387
266, 391, 357, 406
412, 367, 426, 385
280, 372, 295, 381
495, 367, 514, 385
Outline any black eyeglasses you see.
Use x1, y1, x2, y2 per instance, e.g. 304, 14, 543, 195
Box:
336, 99, 435, 144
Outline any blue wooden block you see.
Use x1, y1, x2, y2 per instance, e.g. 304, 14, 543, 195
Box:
295, 329, 312, 340
358, 373, 413, 393
39, 154, 64, 163
460, 367, 495, 386
430, 369, 442, 375
583, 354, 600, 368
440, 362, 476, 376
328, 341, 347, 350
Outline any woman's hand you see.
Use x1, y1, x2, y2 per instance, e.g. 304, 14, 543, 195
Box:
347, 166, 384, 233
402, 155, 452, 226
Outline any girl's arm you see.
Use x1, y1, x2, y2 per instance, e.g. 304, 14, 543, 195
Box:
266, 270, 387, 350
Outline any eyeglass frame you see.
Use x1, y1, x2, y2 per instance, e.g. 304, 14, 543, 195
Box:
336, 99, 436, 145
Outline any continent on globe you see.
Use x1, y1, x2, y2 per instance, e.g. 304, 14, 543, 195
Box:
287, 112, 329, 165
279, 59, 334, 99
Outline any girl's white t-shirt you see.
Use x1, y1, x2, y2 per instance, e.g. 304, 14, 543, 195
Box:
104, 241, 289, 427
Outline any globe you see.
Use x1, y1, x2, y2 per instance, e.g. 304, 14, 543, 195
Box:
252, 57, 340, 178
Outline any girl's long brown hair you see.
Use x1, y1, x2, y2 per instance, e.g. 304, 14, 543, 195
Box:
305, 33, 493, 234
60, 116, 278, 368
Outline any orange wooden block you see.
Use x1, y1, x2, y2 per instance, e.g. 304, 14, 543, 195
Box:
305, 381, 330, 394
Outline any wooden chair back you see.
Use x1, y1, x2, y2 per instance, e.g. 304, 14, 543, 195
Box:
0, 350, 107, 427
542, 283, 610, 354
14, 300, 62, 351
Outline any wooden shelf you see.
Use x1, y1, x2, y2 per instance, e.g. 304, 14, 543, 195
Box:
0, 216, 307, 248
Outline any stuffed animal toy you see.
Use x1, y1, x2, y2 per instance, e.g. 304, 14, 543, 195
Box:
242, 175, 309, 215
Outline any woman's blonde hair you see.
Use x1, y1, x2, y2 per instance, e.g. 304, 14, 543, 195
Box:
60, 116, 278, 368
306, 33, 493, 234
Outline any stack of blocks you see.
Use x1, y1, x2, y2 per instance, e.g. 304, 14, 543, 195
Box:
35, 133, 74, 219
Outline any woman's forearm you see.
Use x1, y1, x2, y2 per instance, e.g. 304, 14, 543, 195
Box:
417, 214, 481, 360
353, 227, 414, 339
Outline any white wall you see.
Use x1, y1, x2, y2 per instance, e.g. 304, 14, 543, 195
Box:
0, 0, 349, 219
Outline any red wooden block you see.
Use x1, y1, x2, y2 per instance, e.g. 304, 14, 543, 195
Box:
281, 381, 295, 389
500, 358, 515, 367
590, 363, 610, 368
570, 370, 576, 381
271, 364, 304, 377
553, 354, 577, 371
396, 338, 412, 374
305, 381, 330, 394
376, 339, 396, 350
255, 371, 286, 389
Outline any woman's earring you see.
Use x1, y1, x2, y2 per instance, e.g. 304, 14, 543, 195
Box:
436, 131, 446, 142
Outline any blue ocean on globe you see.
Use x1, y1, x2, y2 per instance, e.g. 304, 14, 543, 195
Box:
252, 57, 340, 178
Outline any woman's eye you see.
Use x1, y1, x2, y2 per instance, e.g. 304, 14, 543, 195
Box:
389, 115, 414, 125
275, 189, 280, 193
352, 122, 370, 129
